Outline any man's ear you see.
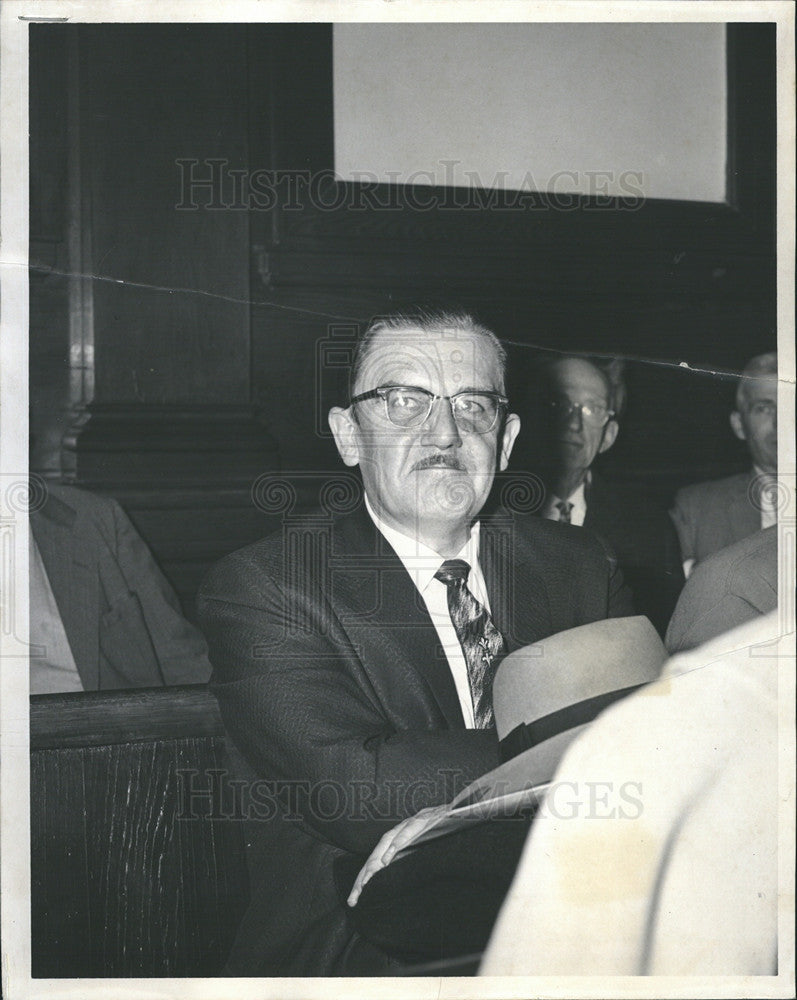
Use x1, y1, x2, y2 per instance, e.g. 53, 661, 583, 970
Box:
498, 413, 521, 471
598, 418, 619, 455
328, 407, 361, 467
730, 410, 746, 442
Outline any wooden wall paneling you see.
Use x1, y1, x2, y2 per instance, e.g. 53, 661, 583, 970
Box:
29, 749, 92, 976
30, 686, 225, 751
246, 24, 334, 259
30, 688, 249, 977
29, 26, 72, 477
57, 24, 279, 492
27, 25, 284, 604
29, 26, 68, 244
726, 23, 776, 230
244, 26, 343, 499
79, 24, 250, 405
112, 487, 283, 621
31, 740, 248, 976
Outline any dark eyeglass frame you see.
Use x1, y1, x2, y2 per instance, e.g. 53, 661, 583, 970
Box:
350, 384, 509, 434
548, 397, 615, 429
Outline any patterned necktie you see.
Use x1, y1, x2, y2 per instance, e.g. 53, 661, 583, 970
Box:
434, 559, 505, 729
556, 500, 573, 524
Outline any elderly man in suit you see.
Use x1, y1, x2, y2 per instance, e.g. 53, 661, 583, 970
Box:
30, 482, 211, 692
671, 351, 778, 577
198, 308, 633, 976
533, 354, 683, 635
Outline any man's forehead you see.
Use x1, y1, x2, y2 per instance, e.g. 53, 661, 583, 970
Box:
358, 326, 499, 382
741, 374, 778, 404
551, 359, 610, 401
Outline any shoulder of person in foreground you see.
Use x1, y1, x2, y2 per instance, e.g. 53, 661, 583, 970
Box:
665, 526, 777, 654
481, 610, 781, 976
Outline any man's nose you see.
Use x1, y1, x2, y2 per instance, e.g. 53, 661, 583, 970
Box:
421, 397, 462, 448
565, 402, 583, 430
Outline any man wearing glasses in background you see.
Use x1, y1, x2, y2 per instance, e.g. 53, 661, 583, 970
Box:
198, 309, 633, 976
535, 354, 683, 636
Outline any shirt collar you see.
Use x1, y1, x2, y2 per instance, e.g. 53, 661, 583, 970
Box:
564, 477, 588, 509
364, 493, 481, 593
546, 470, 590, 516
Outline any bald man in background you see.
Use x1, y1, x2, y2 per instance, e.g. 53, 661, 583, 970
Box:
671, 351, 778, 578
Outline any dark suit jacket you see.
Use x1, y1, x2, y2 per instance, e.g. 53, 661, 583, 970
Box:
198, 502, 634, 975
665, 526, 777, 653
583, 475, 684, 637
30, 483, 211, 690
670, 471, 760, 568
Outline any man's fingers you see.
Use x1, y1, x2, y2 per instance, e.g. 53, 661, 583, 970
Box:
347, 806, 445, 907
385, 804, 443, 855
346, 818, 420, 907
347, 854, 383, 907
347, 829, 397, 905
346, 872, 365, 907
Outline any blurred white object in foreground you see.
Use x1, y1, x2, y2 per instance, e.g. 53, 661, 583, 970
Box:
481, 610, 787, 976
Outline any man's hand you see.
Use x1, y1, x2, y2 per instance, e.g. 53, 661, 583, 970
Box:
346, 803, 450, 907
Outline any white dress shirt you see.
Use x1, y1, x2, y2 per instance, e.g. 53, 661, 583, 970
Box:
755, 466, 778, 530
29, 526, 84, 694
542, 478, 588, 527
364, 495, 492, 728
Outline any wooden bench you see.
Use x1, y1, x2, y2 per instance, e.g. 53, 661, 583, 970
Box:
30, 686, 250, 978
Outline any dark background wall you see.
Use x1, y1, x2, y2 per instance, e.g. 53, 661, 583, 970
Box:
28, 23, 776, 617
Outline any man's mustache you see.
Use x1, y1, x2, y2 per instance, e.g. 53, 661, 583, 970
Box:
411, 454, 466, 472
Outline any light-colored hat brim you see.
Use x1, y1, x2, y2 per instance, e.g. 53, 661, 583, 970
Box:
493, 615, 667, 745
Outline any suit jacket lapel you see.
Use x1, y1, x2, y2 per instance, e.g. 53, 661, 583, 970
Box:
30, 490, 100, 690
330, 507, 465, 728
583, 475, 618, 534
481, 511, 553, 653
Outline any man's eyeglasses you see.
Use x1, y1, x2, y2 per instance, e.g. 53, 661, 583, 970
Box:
350, 385, 509, 434
548, 398, 615, 429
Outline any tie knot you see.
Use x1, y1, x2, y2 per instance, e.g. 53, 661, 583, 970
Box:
556, 500, 573, 524
435, 559, 471, 586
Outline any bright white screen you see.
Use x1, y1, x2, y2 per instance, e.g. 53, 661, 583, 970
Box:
334, 23, 727, 203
